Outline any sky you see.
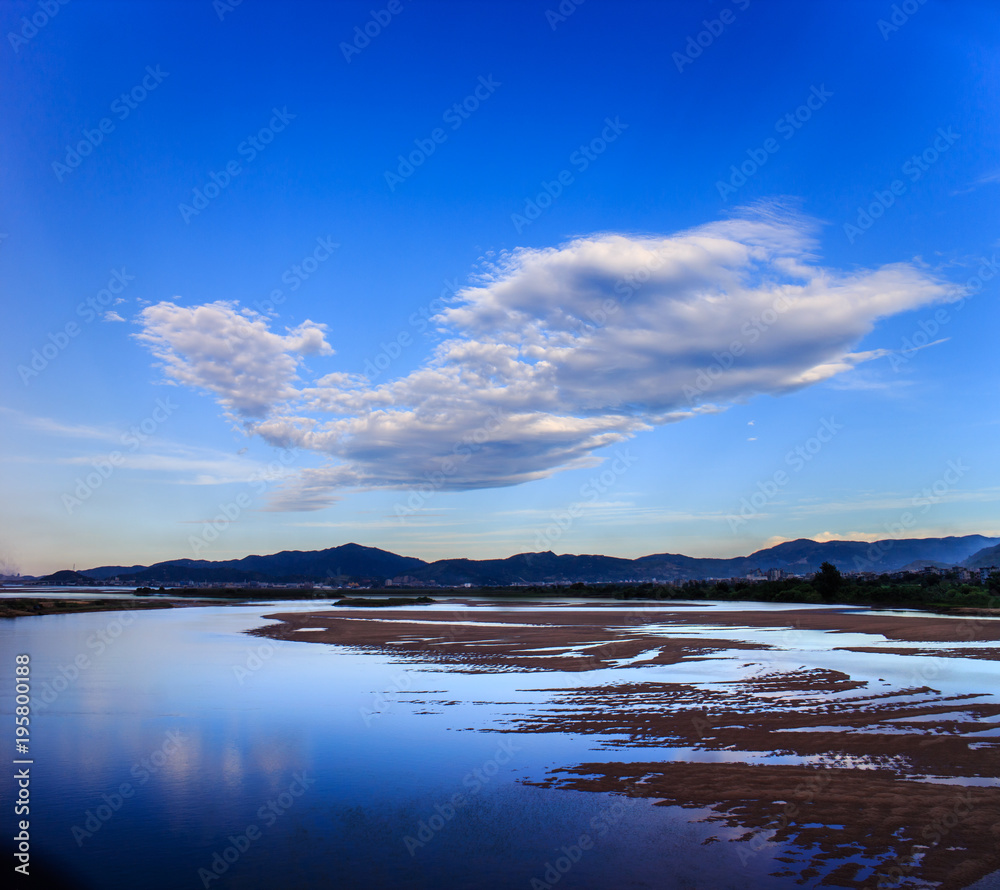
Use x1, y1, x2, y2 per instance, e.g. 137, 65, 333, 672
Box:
2, 0, 998, 575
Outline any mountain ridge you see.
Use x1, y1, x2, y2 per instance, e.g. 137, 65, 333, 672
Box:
73, 535, 999, 586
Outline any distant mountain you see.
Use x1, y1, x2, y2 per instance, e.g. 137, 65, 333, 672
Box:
34, 570, 99, 586
740, 535, 998, 576
897, 560, 955, 573
73, 535, 1000, 586
80, 564, 152, 580
84, 543, 425, 585
963, 543, 1000, 569
412, 551, 642, 586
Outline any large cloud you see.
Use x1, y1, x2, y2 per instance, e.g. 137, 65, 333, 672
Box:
136, 209, 959, 509
135, 301, 332, 418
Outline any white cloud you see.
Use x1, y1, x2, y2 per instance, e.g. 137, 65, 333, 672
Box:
103, 311, 126, 323
809, 531, 886, 544
134, 301, 332, 419
56, 447, 290, 485
135, 208, 960, 510
1, 408, 293, 487
952, 169, 1000, 195
0, 407, 116, 441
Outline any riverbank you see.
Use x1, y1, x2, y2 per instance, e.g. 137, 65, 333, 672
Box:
253, 602, 1000, 666
253, 602, 1000, 888
0, 597, 177, 619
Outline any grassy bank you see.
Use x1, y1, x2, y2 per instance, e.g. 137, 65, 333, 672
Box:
0, 598, 176, 619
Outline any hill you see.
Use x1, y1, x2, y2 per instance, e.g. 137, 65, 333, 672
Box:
33, 570, 99, 586
73, 535, 999, 586
85, 543, 425, 586
964, 543, 1000, 569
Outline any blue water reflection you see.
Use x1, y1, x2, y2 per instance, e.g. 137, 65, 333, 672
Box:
3, 601, 999, 889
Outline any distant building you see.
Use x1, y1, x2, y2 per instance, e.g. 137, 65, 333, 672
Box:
388, 575, 424, 587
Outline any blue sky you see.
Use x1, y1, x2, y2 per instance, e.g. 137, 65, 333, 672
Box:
2, 0, 998, 575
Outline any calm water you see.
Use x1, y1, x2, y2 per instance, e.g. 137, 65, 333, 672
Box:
3, 600, 999, 889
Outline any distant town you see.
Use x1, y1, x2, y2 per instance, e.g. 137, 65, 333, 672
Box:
4, 535, 997, 594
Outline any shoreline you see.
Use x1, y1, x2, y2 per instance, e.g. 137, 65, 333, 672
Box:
253, 602, 1000, 888
0, 597, 180, 619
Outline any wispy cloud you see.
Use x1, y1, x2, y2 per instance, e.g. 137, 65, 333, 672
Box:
55, 447, 290, 485
135, 206, 962, 510
3, 407, 292, 486
950, 169, 1000, 196
782, 487, 1000, 518
0, 407, 118, 441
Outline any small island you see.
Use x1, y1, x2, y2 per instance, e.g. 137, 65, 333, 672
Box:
334, 595, 435, 607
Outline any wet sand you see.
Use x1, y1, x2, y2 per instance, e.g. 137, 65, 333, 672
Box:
253, 602, 1000, 888
254, 603, 1000, 668
252, 605, 772, 671
530, 761, 1000, 889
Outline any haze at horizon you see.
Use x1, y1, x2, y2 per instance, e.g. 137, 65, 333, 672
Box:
2, 0, 999, 575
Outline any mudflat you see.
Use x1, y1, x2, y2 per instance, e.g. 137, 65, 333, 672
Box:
254, 602, 1000, 888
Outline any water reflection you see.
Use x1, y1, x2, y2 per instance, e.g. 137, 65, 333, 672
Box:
2, 600, 999, 889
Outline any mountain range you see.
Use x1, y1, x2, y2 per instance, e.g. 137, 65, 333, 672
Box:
62, 535, 1000, 587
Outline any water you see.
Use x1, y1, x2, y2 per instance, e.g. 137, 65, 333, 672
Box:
3, 600, 999, 889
